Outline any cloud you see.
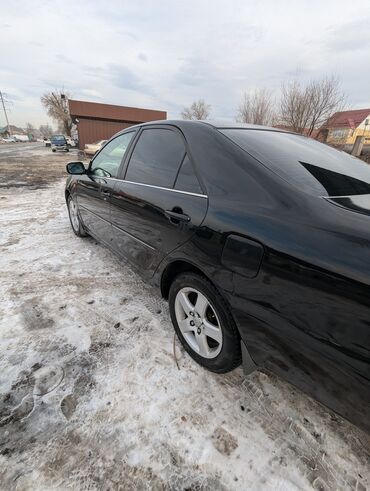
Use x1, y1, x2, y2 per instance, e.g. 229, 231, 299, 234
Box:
108, 64, 153, 94
80, 88, 103, 99
325, 17, 370, 53
0, 0, 369, 126
138, 52, 148, 62
174, 56, 216, 87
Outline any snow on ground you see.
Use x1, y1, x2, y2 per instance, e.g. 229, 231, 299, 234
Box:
0, 147, 369, 490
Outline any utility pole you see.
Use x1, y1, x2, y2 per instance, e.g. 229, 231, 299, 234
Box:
0, 91, 12, 136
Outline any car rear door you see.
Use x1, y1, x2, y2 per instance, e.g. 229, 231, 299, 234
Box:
76, 132, 136, 247
110, 126, 208, 277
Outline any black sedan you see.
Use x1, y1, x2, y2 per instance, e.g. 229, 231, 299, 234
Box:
65, 121, 370, 433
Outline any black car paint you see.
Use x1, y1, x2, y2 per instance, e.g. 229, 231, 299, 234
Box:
110, 180, 208, 274
65, 120, 370, 433
76, 175, 114, 247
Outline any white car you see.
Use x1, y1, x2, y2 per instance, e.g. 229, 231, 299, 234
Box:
84, 140, 107, 155
1, 137, 16, 143
13, 134, 29, 142
66, 137, 77, 148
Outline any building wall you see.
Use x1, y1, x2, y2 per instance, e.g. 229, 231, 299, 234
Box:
326, 127, 351, 146
76, 118, 135, 149
326, 127, 370, 146
69, 100, 166, 124
345, 127, 370, 145
69, 99, 167, 149
326, 114, 370, 147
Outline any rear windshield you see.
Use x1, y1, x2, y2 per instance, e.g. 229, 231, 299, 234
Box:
220, 129, 370, 197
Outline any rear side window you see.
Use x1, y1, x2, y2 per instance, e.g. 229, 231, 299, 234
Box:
221, 129, 370, 197
175, 155, 203, 194
125, 128, 185, 188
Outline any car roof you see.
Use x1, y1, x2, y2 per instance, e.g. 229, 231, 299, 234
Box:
129, 119, 291, 134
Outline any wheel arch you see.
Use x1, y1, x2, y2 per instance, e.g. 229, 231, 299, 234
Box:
160, 258, 258, 374
160, 260, 207, 299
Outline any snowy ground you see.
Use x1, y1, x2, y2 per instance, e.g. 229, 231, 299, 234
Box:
0, 145, 369, 490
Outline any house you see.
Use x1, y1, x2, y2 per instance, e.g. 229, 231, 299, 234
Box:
321, 108, 370, 148
0, 125, 26, 137
68, 99, 167, 150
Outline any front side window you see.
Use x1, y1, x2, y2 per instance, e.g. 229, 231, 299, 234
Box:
125, 128, 185, 187
90, 132, 134, 178
175, 155, 203, 194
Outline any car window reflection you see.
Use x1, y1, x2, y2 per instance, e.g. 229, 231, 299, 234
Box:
300, 162, 370, 197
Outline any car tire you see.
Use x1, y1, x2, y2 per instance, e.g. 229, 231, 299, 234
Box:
66, 148, 69, 152
52, 149, 56, 152
67, 195, 88, 237
169, 272, 241, 373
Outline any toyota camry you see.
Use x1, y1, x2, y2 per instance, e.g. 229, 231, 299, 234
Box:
65, 121, 370, 433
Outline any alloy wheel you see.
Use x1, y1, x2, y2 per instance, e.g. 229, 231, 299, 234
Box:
68, 198, 80, 232
174, 287, 223, 359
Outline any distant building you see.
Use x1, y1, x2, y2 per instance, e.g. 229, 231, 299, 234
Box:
68, 99, 167, 150
320, 108, 370, 148
0, 125, 26, 137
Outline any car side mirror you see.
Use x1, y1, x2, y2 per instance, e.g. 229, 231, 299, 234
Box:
66, 161, 86, 174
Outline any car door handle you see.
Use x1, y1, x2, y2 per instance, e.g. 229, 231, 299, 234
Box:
101, 190, 111, 197
165, 209, 191, 223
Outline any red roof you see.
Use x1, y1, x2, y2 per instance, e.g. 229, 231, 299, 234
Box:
326, 108, 370, 129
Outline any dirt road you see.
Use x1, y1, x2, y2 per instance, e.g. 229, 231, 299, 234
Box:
0, 145, 369, 490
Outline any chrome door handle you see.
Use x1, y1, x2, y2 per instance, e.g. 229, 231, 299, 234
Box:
165, 210, 191, 223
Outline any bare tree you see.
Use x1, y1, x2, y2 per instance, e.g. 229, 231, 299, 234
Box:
237, 88, 275, 125
181, 99, 211, 120
39, 124, 53, 138
279, 76, 345, 136
41, 90, 72, 136
25, 122, 35, 133
25, 122, 36, 140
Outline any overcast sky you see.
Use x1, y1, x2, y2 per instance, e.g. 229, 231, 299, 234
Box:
1, 0, 369, 128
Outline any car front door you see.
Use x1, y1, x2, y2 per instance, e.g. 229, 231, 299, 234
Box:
76, 132, 135, 247
110, 126, 208, 277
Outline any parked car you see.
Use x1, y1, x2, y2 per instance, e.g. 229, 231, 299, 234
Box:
13, 134, 29, 142
1, 137, 16, 143
65, 121, 370, 433
84, 140, 107, 155
51, 134, 69, 152
44, 138, 51, 147
66, 136, 76, 148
